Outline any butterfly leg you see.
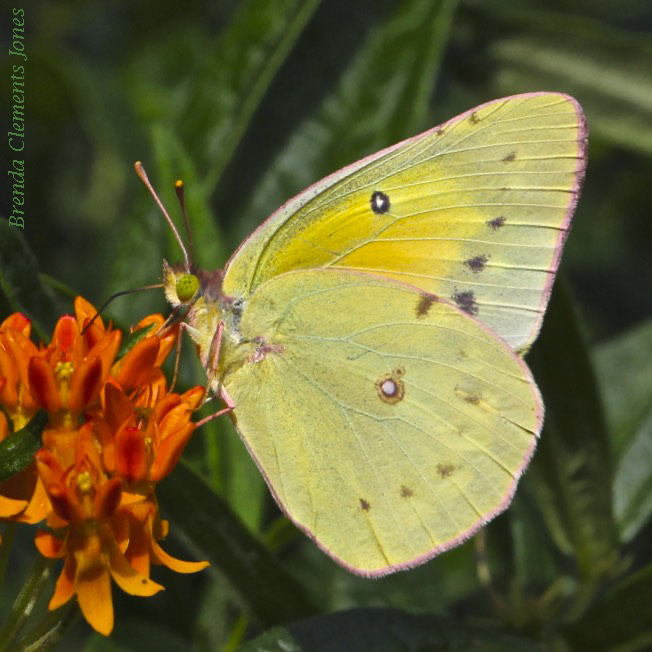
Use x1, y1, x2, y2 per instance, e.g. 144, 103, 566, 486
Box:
169, 321, 186, 392
196, 321, 235, 425
196, 386, 235, 428
205, 319, 225, 392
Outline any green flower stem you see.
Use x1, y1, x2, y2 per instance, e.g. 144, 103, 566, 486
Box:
14, 604, 80, 652
0, 556, 52, 652
0, 523, 17, 592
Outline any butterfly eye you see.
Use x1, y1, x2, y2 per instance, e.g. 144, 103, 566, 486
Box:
176, 274, 199, 303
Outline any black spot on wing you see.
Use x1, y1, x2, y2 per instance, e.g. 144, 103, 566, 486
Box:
415, 292, 438, 318
436, 463, 456, 478
464, 255, 488, 273
400, 485, 413, 498
487, 216, 506, 230
469, 111, 479, 125
359, 498, 371, 511
455, 386, 482, 405
370, 190, 390, 214
453, 290, 478, 316
502, 151, 517, 163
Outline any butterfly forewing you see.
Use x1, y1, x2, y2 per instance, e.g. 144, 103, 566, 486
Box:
222, 93, 586, 352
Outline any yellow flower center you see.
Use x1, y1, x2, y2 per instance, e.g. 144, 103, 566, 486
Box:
54, 361, 78, 428
76, 470, 97, 520
77, 470, 93, 493
55, 361, 74, 385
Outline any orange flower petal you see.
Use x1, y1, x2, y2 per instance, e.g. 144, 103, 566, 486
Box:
36, 451, 83, 523
74, 296, 105, 344
0, 494, 27, 517
153, 393, 181, 423
35, 529, 66, 558
0, 348, 18, 409
111, 510, 130, 552
75, 553, 114, 636
150, 423, 195, 484
156, 517, 169, 540
42, 425, 79, 472
0, 408, 8, 439
115, 425, 148, 484
93, 417, 116, 473
28, 357, 61, 413
1, 313, 31, 337
52, 316, 79, 359
74, 422, 103, 476
49, 483, 85, 524
181, 385, 204, 411
158, 401, 193, 436
134, 314, 165, 332
106, 535, 163, 597
17, 475, 49, 524
49, 554, 76, 610
94, 477, 122, 521
150, 537, 209, 573
34, 449, 64, 485
133, 315, 179, 367
102, 381, 133, 434
69, 356, 103, 413
124, 514, 152, 577
155, 326, 178, 367
86, 331, 121, 382
4, 329, 39, 411
114, 337, 160, 390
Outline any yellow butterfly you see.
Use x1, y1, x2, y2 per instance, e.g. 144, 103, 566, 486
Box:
152, 92, 587, 576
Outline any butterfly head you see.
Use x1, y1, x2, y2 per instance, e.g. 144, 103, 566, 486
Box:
162, 260, 200, 308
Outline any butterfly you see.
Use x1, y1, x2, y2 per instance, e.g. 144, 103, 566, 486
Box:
153, 92, 587, 576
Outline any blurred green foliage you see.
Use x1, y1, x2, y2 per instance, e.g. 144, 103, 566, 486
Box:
1, 0, 651, 650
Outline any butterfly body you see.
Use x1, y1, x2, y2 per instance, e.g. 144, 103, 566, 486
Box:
162, 93, 587, 576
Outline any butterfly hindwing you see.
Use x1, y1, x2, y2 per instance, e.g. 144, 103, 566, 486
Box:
221, 269, 542, 575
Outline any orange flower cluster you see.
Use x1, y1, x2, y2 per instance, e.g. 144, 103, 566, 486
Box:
0, 298, 208, 635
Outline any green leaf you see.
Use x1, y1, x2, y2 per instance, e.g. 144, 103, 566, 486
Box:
562, 563, 652, 652
176, 0, 322, 191
592, 319, 652, 458
116, 322, 157, 360
237, 608, 544, 652
484, 8, 652, 155
0, 221, 56, 340
157, 460, 317, 627
591, 319, 652, 542
613, 407, 652, 542
236, 0, 457, 246
84, 620, 189, 652
0, 411, 47, 482
527, 281, 619, 582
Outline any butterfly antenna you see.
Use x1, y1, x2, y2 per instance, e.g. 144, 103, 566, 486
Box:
81, 284, 164, 334
134, 161, 191, 272
175, 180, 194, 266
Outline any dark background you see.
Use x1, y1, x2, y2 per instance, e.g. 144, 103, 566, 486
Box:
1, 1, 651, 650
